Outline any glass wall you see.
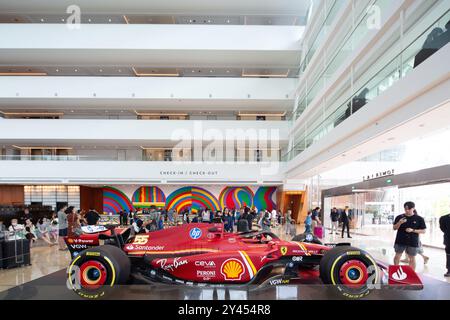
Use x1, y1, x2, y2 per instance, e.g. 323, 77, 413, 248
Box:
286, 1, 450, 161
24, 185, 80, 210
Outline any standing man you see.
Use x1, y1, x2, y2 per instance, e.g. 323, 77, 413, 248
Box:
330, 207, 340, 235
271, 209, 277, 227
57, 205, 68, 250
311, 207, 321, 230
393, 201, 426, 270
285, 210, 293, 235
340, 206, 352, 238
439, 211, 450, 277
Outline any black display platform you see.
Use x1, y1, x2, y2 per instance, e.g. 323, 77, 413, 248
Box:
1, 269, 450, 300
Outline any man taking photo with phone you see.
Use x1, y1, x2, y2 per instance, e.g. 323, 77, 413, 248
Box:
393, 201, 426, 270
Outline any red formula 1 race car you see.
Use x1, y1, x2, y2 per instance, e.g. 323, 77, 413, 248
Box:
65, 223, 423, 299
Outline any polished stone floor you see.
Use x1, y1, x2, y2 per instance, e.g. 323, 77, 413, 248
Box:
0, 223, 449, 294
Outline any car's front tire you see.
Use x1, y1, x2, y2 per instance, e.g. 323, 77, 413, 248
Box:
319, 246, 379, 298
67, 245, 130, 299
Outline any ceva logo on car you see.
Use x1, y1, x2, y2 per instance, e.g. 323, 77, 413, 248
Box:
189, 227, 202, 240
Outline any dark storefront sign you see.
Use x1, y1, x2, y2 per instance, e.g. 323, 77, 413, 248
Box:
362, 169, 394, 181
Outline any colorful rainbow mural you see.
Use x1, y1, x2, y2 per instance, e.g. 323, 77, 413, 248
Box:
166, 186, 220, 212
103, 186, 134, 214
253, 186, 277, 211
132, 186, 166, 208
219, 187, 254, 210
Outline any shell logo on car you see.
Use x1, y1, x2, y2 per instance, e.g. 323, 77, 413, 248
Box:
221, 258, 244, 281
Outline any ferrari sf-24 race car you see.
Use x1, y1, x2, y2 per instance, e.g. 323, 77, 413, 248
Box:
65, 223, 423, 298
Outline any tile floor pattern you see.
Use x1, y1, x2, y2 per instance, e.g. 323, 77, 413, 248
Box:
0, 223, 449, 293
0, 245, 71, 292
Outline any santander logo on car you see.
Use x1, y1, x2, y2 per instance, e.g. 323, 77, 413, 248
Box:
392, 266, 408, 281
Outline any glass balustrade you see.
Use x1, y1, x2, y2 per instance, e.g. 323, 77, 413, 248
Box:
285, 7, 450, 161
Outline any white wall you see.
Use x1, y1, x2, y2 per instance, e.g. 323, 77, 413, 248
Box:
0, 161, 286, 185
0, 119, 288, 145
0, 76, 297, 110
0, 24, 303, 67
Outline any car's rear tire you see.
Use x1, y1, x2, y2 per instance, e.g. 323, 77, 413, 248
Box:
292, 233, 323, 245
319, 246, 379, 298
67, 245, 130, 299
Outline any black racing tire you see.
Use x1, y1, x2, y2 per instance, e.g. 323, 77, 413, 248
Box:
319, 246, 379, 299
291, 233, 323, 245
67, 245, 130, 299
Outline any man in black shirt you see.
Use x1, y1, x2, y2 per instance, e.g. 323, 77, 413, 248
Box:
439, 212, 450, 277
84, 208, 100, 226
340, 206, 352, 238
393, 201, 426, 270
330, 207, 340, 235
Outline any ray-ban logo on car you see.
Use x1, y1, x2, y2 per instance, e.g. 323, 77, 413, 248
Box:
189, 228, 202, 239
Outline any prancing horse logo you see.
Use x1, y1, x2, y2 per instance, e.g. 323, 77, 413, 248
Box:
280, 246, 288, 256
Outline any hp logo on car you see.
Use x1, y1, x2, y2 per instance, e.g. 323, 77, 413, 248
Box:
189, 228, 202, 240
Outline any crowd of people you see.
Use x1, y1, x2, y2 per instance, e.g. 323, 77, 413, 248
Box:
0, 206, 101, 250
121, 205, 287, 235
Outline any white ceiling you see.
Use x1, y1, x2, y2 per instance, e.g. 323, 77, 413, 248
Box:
0, 66, 299, 77
0, 0, 312, 16
0, 14, 306, 26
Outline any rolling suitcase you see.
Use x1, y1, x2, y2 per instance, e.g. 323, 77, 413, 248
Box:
314, 225, 325, 239
2, 238, 31, 269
